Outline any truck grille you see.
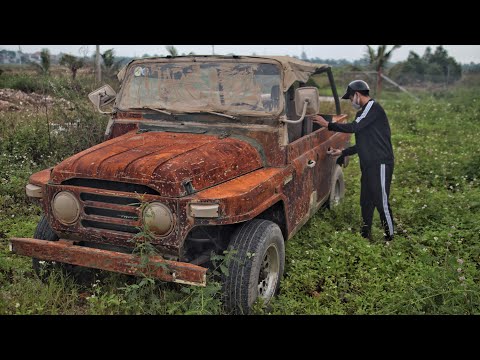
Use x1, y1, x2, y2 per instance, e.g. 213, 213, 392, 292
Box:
81, 220, 140, 234
79, 191, 142, 235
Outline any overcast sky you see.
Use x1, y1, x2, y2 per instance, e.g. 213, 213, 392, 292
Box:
2, 45, 480, 64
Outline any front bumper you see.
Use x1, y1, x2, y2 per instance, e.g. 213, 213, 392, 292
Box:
9, 237, 207, 286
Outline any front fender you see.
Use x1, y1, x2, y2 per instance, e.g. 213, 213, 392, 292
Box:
189, 167, 288, 225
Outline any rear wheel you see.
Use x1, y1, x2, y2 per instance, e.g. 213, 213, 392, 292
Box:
328, 165, 345, 209
222, 219, 285, 314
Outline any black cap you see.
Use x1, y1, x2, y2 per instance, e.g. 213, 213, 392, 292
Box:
341, 86, 354, 99
341, 80, 370, 99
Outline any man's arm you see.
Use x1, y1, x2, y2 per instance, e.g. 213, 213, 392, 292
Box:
342, 145, 357, 156
312, 101, 377, 133
328, 101, 376, 133
333, 145, 356, 166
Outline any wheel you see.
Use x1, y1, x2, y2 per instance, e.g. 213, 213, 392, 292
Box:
32, 214, 62, 281
328, 165, 345, 209
32, 214, 94, 283
222, 219, 285, 314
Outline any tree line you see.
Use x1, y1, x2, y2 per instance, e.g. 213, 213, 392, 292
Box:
4, 45, 471, 88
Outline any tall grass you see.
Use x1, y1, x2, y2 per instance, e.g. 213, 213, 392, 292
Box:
0, 72, 479, 314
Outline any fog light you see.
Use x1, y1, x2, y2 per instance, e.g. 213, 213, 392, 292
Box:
52, 191, 80, 224
143, 202, 174, 236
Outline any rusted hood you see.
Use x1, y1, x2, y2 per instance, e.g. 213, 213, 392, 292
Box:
50, 131, 263, 197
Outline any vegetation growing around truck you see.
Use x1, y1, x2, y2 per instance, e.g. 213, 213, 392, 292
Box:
0, 56, 479, 315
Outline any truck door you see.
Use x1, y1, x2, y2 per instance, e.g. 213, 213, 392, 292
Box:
284, 84, 316, 233
312, 123, 336, 204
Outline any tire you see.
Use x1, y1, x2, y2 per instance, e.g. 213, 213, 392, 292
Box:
328, 165, 345, 209
32, 214, 94, 284
222, 219, 285, 314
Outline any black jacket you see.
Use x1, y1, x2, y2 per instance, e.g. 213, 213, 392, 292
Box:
328, 99, 394, 169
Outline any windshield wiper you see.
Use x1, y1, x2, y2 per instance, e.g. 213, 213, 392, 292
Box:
187, 110, 237, 120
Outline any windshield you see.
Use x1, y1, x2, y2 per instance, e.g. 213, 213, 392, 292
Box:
117, 61, 282, 115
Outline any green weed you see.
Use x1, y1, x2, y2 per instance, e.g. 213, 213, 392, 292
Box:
1, 72, 479, 314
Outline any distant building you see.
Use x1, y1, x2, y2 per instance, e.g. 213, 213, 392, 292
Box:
0, 49, 20, 64
0, 49, 46, 64
29, 52, 41, 63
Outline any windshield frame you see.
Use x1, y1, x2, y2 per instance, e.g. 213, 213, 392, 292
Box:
115, 57, 285, 118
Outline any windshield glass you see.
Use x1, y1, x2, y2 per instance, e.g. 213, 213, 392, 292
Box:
117, 61, 282, 115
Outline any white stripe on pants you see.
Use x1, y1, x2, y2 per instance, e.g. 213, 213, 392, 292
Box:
380, 164, 394, 236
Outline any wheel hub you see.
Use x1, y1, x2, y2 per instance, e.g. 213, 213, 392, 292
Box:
257, 244, 279, 300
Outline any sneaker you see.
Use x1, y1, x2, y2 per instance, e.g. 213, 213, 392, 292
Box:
383, 231, 394, 242
361, 226, 372, 241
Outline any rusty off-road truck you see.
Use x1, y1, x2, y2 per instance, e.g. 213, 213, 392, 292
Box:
10, 55, 351, 313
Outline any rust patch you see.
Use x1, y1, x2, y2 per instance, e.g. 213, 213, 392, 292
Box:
194, 167, 286, 224
108, 122, 138, 139
115, 112, 142, 119
242, 129, 286, 167
29, 168, 52, 186
10, 237, 207, 286
50, 131, 263, 197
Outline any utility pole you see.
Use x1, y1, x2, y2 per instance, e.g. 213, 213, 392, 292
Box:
95, 45, 102, 85
446, 64, 450, 89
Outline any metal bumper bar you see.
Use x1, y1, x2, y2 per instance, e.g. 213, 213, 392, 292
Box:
9, 237, 207, 286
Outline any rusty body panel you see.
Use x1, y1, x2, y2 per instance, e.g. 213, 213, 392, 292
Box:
42, 168, 286, 255
26, 115, 351, 256
26, 168, 52, 202
10, 237, 206, 286
16, 56, 353, 290
284, 115, 350, 237
29, 168, 52, 186
108, 121, 138, 140
51, 130, 263, 197
109, 114, 286, 167
194, 167, 286, 224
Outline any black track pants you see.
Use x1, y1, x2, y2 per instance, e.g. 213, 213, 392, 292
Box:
360, 163, 394, 239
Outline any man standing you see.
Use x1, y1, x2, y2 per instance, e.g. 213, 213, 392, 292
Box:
311, 80, 395, 242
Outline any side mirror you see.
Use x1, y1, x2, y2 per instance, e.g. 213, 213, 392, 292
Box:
295, 87, 319, 116
88, 85, 116, 114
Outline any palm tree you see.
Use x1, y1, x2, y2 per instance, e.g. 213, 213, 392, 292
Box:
366, 45, 401, 97
31, 48, 51, 75
101, 48, 122, 78
165, 45, 179, 57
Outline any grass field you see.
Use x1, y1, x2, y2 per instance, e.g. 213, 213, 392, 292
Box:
1, 69, 479, 315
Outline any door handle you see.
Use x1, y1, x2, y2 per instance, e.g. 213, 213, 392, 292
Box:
307, 160, 316, 168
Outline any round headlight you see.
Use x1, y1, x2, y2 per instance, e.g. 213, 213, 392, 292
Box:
143, 202, 174, 236
52, 191, 80, 225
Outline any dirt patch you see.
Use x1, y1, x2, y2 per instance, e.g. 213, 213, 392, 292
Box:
0, 99, 19, 111
0, 88, 72, 112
